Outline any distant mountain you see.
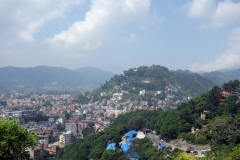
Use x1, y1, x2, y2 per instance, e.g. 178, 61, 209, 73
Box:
0, 66, 115, 93
75, 66, 115, 85
200, 68, 240, 86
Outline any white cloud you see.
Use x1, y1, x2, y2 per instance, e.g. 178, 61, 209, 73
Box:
210, 0, 240, 28
189, 27, 240, 72
186, 0, 215, 18
185, 0, 240, 28
0, 0, 85, 42
45, 0, 158, 56
0, 0, 161, 69
122, 33, 138, 43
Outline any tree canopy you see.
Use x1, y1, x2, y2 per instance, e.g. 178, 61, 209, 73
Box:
0, 118, 38, 160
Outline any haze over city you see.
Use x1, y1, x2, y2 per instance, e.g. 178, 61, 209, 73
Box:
1, 0, 240, 73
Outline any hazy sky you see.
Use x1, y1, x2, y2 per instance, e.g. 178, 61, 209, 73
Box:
1, 0, 240, 73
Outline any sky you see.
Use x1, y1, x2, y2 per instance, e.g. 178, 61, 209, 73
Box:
1, 0, 240, 74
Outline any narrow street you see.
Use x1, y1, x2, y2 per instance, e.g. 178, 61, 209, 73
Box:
147, 133, 209, 157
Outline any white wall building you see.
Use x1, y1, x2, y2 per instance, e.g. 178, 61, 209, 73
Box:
59, 131, 75, 144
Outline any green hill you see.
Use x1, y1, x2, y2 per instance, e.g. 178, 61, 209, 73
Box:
56, 80, 240, 160
90, 65, 215, 108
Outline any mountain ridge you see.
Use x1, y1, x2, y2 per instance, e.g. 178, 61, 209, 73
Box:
0, 66, 115, 93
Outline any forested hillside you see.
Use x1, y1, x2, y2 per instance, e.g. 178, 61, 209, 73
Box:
54, 80, 240, 160
201, 68, 240, 86
104, 65, 213, 94
90, 65, 215, 109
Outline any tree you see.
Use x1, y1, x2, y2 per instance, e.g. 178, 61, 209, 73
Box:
56, 149, 64, 158
128, 116, 148, 130
223, 79, 240, 93
100, 150, 122, 160
56, 122, 64, 131
88, 122, 95, 128
88, 146, 105, 160
65, 111, 71, 120
175, 152, 196, 160
0, 118, 38, 160
82, 127, 95, 137
40, 150, 50, 160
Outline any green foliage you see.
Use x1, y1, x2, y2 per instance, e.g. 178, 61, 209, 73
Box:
154, 80, 240, 153
82, 127, 95, 137
60, 124, 128, 160
56, 122, 64, 131
174, 152, 196, 160
100, 150, 123, 160
133, 138, 182, 160
87, 145, 105, 159
40, 150, 50, 160
0, 118, 38, 160
122, 66, 214, 94
113, 110, 161, 129
56, 149, 64, 159
207, 116, 240, 152
202, 145, 240, 160
128, 116, 148, 130
222, 79, 240, 93
154, 86, 222, 139
88, 121, 95, 128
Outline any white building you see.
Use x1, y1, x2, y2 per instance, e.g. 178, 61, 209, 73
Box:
2, 111, 23, 117
59, 131, 75, 144
139, 90, 145, 95
65, 123, 78, 135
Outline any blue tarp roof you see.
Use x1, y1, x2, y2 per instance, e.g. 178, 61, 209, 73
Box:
159, 142, 166, 149
106, 143, 116, 151
126, 137, 135, 143
124, 130, 137, 137
128, 152, 140, 159
121, 144, 130, 152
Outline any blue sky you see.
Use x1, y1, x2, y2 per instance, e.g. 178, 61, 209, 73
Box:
0, 0, 240, 73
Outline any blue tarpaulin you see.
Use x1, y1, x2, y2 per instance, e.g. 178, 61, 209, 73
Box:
159, 142, 166, 149
128, 152, 140, 159
106, 143, 116, 151
124, 130, 137, 137
126, 137, 135, 143
121, 144, 130, 152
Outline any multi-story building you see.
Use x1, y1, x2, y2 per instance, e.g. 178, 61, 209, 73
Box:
2, 111, 23, 117
65, 123, 78, 134
59, 131, 75, 144
31, 129, 53, 144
